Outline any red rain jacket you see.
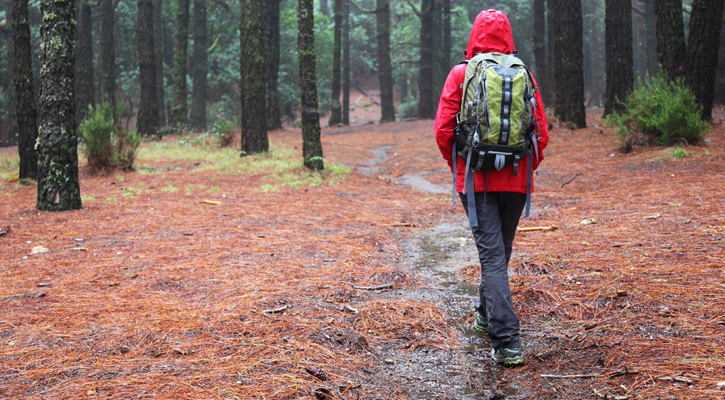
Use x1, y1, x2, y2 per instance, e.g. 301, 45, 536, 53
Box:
434, 9, 549, 194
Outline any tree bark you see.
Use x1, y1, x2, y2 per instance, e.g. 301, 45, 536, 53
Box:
418, 0, 434, 119
442, 0, 451, 71
329, 0, 342, 126
654, 0, 686, 78
298, 0, 324, 170
170, 0, 190, 128
604, 0, 634, 116
533, 0, 550, 106
684, 0, 725, 121
99, 0, 116, 114
265, 0, 282, 130
319, 0, 329, 17
154, 0, 166, 127
13, 0, 38, 179
75, 0, 94, 124
545, 0, 556, 106
342, 0, 350, 125
241, 0, 268, 155
137, 0, 159, 135
37, 0, 81, 211
431, 0, 443, 107
716, 8, 725, 104
377, 0, 394, 122
554, 0, 586, 127
189, 0, 208, 131
644, 0, 658, 76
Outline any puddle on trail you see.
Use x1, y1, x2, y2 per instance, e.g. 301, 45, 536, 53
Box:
372, 221, 525, 399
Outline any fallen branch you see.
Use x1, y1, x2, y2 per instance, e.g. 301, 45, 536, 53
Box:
517, 226, 558, 232
344, 304, 359, 314
541, 373, 599, 379
658, 376, 693, 384
593, 388, 627, 400
202, 200, 222, 205
352, 283, 393, 291
262, 304, 289, 314
560, 171, 583, 188
383, 222, 417, 227
354, 82, 381, 106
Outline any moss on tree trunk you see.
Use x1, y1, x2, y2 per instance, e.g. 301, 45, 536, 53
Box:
328, 0, 342, 126
241, 0, 269, 155
265, 0, 282, 130
189, 0, 208, 131
74, 0, 94, 124
137, 0, 159, 136
298, 0, 323, 170
37, 0, 82, 211
654, 0, 686, 79
13, 0, 39, 180
170, 0, 190, 128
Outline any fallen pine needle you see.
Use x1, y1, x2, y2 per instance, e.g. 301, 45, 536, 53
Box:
352, 283, 393, 291
540, 374, 598, 379
262, 304, 289, 314
517, 226, 558, 232
202, 200, 222, 205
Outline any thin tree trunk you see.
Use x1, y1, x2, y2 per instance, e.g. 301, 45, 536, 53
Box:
644, 0, 658, 76
240, 0, 268, 155
319, 0, 329, 17
716, 8, 725, 104
545, 0, 556, 106
189, 0, 208, 131
554, 0, 586, 127
329, 0, 342, 126
154, 0, 166, 126
99, 0, 116, 114
654, 0, 686, 78
533, 0, 550, 106
442, 0, 451, 71
604, 0, 634, 116
170, 0, 190, 128
13, 0, 38, 179
75, 0, 94, 124
265, 0, 282, 130
432, 0, 443, 104
298, 0, 324, 170
342, 0, 350, 125
684, 0, 725, 121
418, 0, 434, 119
137, 0, 158, 135
377, 0, 394, 122
37, 0, 81, 211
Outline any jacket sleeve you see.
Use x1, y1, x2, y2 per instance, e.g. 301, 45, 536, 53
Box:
530, 74, 549, 169
434, 65, 466, 171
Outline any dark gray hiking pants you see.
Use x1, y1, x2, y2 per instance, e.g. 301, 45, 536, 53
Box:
459, 191, 525, 349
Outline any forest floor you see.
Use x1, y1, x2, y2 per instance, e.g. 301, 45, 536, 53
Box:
1, 105, 724, 399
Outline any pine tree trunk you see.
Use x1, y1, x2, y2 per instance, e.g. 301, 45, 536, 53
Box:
533, 0, 550, 106
377, 0, 394, 123
644, 0, 658, 76
554, 0, 586, 127
189, 0, 208, 131
342, 0, 350, 125
604, 0, 634, 116
137, 0, 159, 135
13, 0, 38, 180
75, 0, 94, 124
265, 0, 282, 130
298, 0, 324, 170
684, 0, 725, 121
442, 0, 451, 71
99, 0, 116, 114
654, 0, 685, 78
319, 0, 329, 17
418, 0, 434, 119
170, 0, 190, 128
545, 0, 556, 106
328, 0, 342, 126
431, 0, 443, 107
154, 0, 166, 127
715, 8, 725, 104
37, 0, 81, 211
240, 0, 268, 155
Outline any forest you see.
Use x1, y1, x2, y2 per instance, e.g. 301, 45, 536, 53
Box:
1, 0, 724, 399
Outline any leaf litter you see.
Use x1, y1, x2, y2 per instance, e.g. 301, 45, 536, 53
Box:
0, 106, 723, 399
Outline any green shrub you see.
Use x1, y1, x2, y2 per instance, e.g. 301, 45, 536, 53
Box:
606, 73, 709, 151
79, 102, 141, 172
79, 102, 115, 171
209, 116, 236, 147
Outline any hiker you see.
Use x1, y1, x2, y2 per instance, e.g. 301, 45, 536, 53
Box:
434, 9, 549, 366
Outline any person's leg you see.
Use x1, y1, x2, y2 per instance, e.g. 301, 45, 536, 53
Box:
499, 192, 527, 264
460, 192, 521, 349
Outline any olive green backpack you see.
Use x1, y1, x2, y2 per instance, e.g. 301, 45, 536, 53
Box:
452, 52, 540, 228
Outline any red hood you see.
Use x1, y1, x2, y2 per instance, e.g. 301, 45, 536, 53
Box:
466, 9, 516, 59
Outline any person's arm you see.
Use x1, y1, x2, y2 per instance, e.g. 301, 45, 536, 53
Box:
434, 65, 466, 170
530, 74, 549, 168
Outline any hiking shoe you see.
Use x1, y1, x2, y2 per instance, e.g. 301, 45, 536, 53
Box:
491, 347, 525, 366
473, 310, 488, 334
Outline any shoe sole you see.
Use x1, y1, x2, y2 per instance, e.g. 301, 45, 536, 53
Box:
473, 322, 488, 334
